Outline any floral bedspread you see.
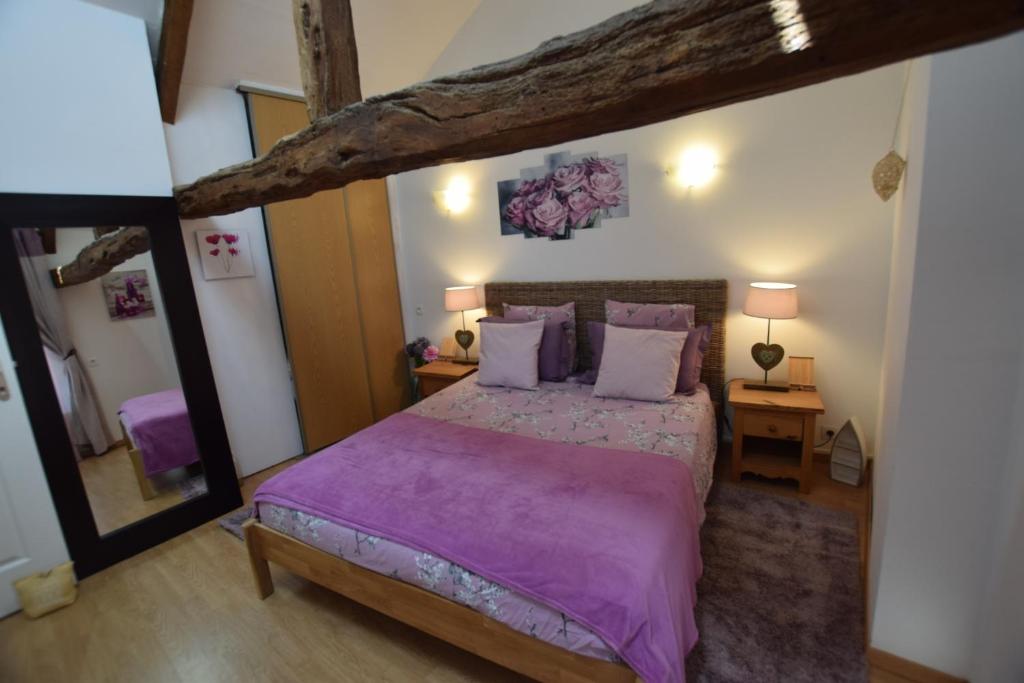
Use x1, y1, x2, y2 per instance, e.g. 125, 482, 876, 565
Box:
258, 378, 716, 666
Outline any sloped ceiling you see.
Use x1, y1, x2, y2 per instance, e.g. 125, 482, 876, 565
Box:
180, 0, 480, 97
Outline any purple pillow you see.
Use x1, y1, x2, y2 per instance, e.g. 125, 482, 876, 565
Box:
478, 316, 571, 382
503, 303, 577, 372
585, 321, 711, 394
605, 300, 695, 329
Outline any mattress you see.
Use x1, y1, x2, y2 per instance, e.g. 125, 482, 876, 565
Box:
256, 377, 717, 668
119, 388, 200, 476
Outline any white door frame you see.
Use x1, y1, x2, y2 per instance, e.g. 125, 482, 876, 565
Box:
0, 331, 68, 617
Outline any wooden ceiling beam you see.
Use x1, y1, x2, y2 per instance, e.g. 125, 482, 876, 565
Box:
157, 0, 195, 124
50, 227, 151, 288
293, 0, 362, 119
175, 0, 1024, 218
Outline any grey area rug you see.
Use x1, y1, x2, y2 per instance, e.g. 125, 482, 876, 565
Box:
687, 483, 866, 682
218, 484, 865, 682
219, 506, 253, 539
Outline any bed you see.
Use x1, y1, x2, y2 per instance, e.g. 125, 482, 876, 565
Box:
118, 388, 200, 500
244, 279, 727, 682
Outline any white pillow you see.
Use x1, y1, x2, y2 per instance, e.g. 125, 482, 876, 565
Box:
593, 325, 688, 402
477, 319, 545, 390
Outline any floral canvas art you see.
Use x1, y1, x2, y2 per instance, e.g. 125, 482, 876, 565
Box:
497, 150, 629, 240
101, 269, 155, 321
195, 230, 255, 280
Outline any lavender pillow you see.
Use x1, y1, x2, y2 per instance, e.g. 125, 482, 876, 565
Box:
478, 319, 545, 390
605, 300, 695, 329
585, 321, 711, 394
477, 316, 571, 382
503, 302, 577, 372
593, 326, 687, 402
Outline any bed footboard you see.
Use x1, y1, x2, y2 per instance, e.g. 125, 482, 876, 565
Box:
240, 519, 639, 683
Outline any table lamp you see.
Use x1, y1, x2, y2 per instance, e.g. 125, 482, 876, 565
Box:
444, 285, 480, 363
742, 282, 798, 391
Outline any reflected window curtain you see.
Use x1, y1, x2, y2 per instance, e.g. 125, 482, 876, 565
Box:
13, 228, 110, 458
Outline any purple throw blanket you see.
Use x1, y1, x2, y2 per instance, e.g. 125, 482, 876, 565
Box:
254, 412, 702, 681
119, 388, 200, 476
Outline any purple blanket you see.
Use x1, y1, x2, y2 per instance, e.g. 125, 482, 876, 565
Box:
119, 388, 200, 476
254, 412, 702, 682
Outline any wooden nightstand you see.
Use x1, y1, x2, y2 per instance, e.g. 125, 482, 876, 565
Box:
728, 379, 825, 493
413, 360, 478, 398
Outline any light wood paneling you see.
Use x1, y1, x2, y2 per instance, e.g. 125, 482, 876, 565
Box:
868, 648, 967, 683
343, 179, 409, 419
249, 94, 374, 452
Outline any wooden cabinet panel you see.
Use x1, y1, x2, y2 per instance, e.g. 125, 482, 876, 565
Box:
343, 179, 409, 419
249, 94, 373, 452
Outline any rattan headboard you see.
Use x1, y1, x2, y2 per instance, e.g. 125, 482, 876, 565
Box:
484, 279, 728, 404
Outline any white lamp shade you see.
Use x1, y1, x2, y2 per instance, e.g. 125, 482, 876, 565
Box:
742, 282, 798, 319
444, 285, 480, 312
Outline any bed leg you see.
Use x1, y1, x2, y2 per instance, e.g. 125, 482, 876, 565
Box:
128, 446, 158, 500
242, 519, 275, 599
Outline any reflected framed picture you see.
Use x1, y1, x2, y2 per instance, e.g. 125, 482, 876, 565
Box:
101, 269, 155, 321
195, 229, 255, 280
788, 356, 815, 390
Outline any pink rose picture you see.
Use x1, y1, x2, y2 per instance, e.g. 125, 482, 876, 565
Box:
498, 150, 628, 241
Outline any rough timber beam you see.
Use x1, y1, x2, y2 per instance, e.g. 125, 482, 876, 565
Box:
293, 0, 362, 119
156, 0, 194, 124
175, 0, 1024, 218
50, 227, 151, 288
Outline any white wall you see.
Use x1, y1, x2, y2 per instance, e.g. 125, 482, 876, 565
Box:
0, 0, 172, 196
869, 33, 1024, 678
45, 229, 180, 438
163, 85, 304, 476
394, 0, 902, 445
0, 0, 173, 602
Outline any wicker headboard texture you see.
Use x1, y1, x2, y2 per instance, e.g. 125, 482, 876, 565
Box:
484, 279, 728, 404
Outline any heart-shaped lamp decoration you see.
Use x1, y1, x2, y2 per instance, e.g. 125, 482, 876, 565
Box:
751, 343, 785, 372
454, 329, 475, 354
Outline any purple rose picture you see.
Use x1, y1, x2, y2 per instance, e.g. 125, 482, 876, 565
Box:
101, 269, 155, 321
498, 150, 629, 241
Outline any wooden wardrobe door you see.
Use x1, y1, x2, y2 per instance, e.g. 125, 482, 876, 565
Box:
248, 94, 373, 452
343, 179, 409, 419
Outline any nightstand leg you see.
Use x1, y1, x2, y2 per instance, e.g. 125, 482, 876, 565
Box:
800, 414, 815, 494
730, 409, 745, 482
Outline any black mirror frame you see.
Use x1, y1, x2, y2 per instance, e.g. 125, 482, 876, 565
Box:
0, 193, 242, 577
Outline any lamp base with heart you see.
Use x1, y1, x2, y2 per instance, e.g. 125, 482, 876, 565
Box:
744, 341, 791, 392
452, 328, 477, 364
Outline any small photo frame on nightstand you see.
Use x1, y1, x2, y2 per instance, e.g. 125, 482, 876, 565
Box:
788, 356, 815, 390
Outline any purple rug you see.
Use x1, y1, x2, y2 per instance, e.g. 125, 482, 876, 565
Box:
686, 483, 866, 682
218, 506, 253, 539
219, 483, 865, 681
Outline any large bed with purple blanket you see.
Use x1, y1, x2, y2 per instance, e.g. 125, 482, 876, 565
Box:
119, 388, 200, 500
244, 279, 726, 682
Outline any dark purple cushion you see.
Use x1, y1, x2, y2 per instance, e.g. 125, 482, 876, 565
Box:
477, 316, 571, 382
585, 321, 711, 394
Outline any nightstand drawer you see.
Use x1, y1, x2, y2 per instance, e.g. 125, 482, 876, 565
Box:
744, 411, 804, 441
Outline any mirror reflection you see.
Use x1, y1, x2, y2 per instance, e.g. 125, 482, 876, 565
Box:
14, 226, 206, 536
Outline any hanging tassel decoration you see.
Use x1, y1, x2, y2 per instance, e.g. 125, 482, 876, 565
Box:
872, 66, 912, 202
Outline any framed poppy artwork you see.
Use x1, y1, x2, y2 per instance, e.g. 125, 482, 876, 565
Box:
195, 230, 255, 280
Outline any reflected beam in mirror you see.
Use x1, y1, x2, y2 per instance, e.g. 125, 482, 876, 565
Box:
51, 226, 151, 288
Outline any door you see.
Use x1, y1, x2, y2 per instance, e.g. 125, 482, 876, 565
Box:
247, 93, 408, 453
0, 332, 68, 617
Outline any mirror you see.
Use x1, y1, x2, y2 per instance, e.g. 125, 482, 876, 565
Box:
13, 226, 206, 535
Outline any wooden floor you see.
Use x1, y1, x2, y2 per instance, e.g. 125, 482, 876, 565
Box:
2, 449, 872, 683
79, 446, 202, 535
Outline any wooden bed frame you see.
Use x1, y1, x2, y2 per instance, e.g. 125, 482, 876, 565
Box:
120, 419, 158, 501
240, 279, 727, 681
243, 519, 639, 682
